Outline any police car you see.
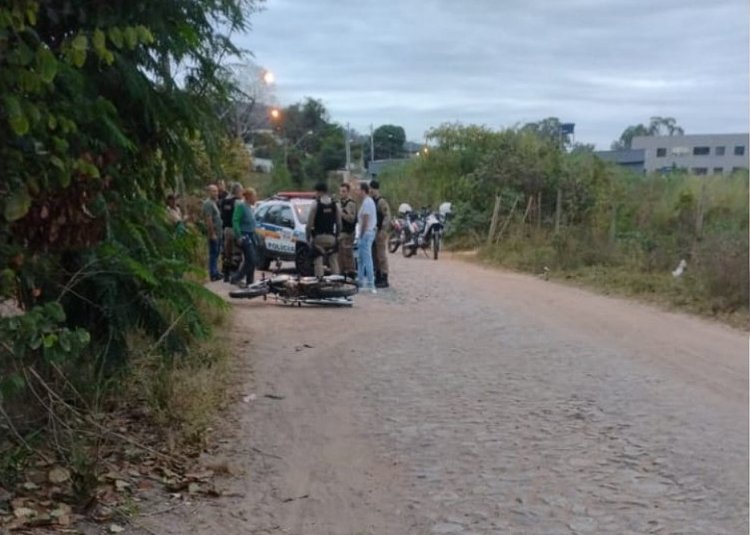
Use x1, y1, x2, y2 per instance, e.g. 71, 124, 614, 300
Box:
254, 192, 316, 275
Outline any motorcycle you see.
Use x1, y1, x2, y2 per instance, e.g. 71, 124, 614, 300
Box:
388, 217, 406, 253
229, 273, 358, 307
400, 203, 452, 260
388, 203, 413, 253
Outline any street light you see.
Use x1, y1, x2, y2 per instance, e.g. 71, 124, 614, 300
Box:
262, 69, 275, 85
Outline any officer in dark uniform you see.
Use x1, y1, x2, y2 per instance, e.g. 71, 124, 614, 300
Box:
306, 182, 342, 278
219, 183, 242, 282
338, 182, 357, 278
369, 180, 391, 288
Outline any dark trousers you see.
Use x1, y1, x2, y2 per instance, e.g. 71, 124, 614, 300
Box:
208, 238, 221, 278
233, 233, 257, 284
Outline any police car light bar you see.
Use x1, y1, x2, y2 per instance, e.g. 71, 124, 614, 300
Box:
273, 191, 317, 199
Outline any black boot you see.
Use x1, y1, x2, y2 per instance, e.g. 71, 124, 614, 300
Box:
375, 272, 389, 288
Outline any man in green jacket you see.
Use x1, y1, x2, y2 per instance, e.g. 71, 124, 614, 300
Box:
230, 188, 258, 287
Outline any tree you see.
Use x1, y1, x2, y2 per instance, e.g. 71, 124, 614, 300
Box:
0, 0, 262, 403
223, 61, 277, 142
611, 117, 684, 149
520, 117, 571, 147
373, 124, 406, 159
280, 98, 329, 143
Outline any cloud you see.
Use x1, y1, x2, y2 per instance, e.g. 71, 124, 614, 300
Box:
237, 0, 749, 148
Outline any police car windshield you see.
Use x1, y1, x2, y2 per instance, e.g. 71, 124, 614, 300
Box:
293, 199, 313, 224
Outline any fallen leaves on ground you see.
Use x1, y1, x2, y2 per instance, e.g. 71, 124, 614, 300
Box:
0, 408, 232, 532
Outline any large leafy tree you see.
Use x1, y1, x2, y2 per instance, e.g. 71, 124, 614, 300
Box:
520, 117, 570, 146
373, 124, 406, 160
611, 116, 684, 149
0, 0, 263, 399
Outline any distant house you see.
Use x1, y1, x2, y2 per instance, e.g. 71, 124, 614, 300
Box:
593, 149, 645, 173
595, 133, 749, 176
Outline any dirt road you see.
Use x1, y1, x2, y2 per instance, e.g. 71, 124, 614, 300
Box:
146, 253, 748, 535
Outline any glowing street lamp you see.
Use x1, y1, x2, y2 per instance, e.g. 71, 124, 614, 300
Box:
270, 108, 280, 120
262, 69, 275, 85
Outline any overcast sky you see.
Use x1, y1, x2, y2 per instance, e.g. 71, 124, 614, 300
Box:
237, 0, 748, 149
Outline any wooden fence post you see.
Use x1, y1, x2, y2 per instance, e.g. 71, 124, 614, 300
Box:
521, 195, 534, 225
496, 196, 520, 242
537, 191, 542, 229
554, 187, 562, 234
609, 204, 617, 246
486, 194, 502, 246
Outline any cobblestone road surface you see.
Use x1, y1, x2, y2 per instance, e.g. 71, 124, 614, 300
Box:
144, 253, 748, 535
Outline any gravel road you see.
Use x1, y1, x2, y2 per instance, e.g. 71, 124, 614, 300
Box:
145, 252, 748, 535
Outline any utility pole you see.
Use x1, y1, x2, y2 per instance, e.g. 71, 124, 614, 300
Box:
369, 124, 375, 162
345, 122, 352, 172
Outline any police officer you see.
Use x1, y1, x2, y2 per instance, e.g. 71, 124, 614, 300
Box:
337, 182, 357, 279
306, 182, 342, 278
219, 183, 242, 282
369, 180, 392, 288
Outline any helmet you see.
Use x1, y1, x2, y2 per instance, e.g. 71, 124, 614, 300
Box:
398, 203, 413, 215
438, 202, 452, 216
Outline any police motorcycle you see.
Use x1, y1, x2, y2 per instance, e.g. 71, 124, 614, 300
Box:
388, 203, 412, 253
229, 273, 358, 307
401, 202, 452, 260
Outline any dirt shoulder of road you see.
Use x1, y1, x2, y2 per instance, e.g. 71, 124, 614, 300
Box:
455, 249, 749, 331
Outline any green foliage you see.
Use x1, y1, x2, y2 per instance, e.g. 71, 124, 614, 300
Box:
0, 302, 90, 401
611, 116, 685, 149
191, 136, 253, 187
373, 124, 406, 159
271, 101, 347, 187
0, 0, 259, 420
378, 120, 748, 318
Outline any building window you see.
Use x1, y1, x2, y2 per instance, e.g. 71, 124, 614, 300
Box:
692, 146, 710, 156
713, 167, 723, 175
734, 145, 745, 156
715, 146, 726, 156
656, 147, 666, 157
691, 167, 708, 175
732, 167, 748, 174
671, 146, 690, 156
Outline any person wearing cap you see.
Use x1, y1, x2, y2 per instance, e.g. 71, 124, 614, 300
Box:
306, 181, 342, 278
369, 179, 392, 288
337, 182, 357, 279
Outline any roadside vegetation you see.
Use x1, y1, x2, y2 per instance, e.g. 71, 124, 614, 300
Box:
376, 122, 748, 326
0, 0, 261, 528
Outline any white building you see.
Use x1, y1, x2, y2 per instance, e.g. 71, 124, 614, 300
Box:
632, 133, 748, 175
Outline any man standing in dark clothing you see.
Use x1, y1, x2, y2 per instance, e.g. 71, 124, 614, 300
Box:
220, 183, 242, 282
217, 179, 228, 201
306, 182, 342, 278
